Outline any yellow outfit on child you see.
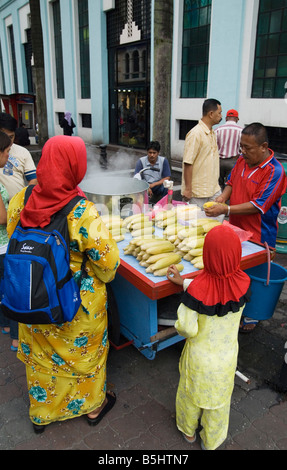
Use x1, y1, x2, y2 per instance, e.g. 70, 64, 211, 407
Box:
175, 279, 244, 450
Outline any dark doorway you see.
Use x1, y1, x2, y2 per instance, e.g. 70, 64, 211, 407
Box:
109, 44, 150, 149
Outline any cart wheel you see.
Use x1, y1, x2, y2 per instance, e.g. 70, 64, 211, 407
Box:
106, 284, 121, 346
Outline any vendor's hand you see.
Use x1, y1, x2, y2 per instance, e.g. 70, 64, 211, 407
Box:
182, 188, 192, 202
167, 265, 184, 286
215, 195, 225, 204
204, 203, 228, 218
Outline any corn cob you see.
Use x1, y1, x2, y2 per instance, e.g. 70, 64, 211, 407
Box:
155, 209, 175, 221
139, 261, 149, 267
140, 239, 167, 250
145, 252, 175, 264
202, 221, 222, 232
130, 220, 153, 231
190, 255, 204, 265
177, 243, 190, 253
183, 253, 193, 261
174, 238, 181, 246
146, 241, 175, 255
122, 213, 147, 227
186, 236, 205, 249
113, 235, 125, 242
133, 236, 158, 246
128, 215, 150, 226
109, 227, 127, 237
131, 227, 155, 238
188, 247, 204, 257
189, 218, 214, 227
167, 235, 178, 244
147, 253, 182, 272
153, 263, 184, 277
177, 226, 204, 240
193, 258, 204, 270
203, 201, 218, 209
123, 246, 134, 255
174, 249, 187, 257
163, 224, 184, 237
136, 250, 146, 260
156, 216, 177, 228
140, 252, 150, 261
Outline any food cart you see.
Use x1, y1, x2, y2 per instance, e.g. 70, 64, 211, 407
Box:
110, 230, 271, 360
79, 177, 272, 360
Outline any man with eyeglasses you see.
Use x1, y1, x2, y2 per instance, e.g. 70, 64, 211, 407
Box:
0, 113, 37, 201
204, 122, 287, 332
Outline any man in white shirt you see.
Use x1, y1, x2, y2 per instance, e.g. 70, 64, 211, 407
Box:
0, 113, 37, 200
215, 109, 242, 191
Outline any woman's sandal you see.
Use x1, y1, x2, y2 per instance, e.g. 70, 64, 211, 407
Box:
86, 391, 116, 426
33, 423, 46, 434
182, 432, 196, 444
1, 328, 10, 335
239, 317, 259, 334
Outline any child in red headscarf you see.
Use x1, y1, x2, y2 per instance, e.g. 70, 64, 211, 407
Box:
167, 224, 251, 450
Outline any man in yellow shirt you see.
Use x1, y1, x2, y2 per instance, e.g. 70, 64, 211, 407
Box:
181, 99, 222, 209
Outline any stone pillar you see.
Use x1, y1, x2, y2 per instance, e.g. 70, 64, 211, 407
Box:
152, 0, 173, 160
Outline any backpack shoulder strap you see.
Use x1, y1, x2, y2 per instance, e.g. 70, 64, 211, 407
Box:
24, 185, 85, 217
24, 184, 35, 205
57, 195, 84, 217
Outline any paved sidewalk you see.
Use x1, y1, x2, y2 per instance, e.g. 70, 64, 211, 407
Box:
1, 253, 287, 451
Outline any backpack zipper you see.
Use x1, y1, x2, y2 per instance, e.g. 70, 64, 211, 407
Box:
16, 228, 68, 256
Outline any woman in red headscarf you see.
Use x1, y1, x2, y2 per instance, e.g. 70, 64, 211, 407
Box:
7, 136, 120, 433
167, 224, 251, 450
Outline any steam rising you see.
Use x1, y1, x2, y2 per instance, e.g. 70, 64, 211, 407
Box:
83, 145, 137, 182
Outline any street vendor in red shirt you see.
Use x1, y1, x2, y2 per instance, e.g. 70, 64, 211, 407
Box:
204, 122, 287, 332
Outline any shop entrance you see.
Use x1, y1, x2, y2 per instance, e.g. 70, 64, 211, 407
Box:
117, 87, 148, 148
108, 44, 150, 149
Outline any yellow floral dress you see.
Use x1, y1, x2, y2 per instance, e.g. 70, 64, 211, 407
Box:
175, 279, 243, 450
7, 188, 120, 426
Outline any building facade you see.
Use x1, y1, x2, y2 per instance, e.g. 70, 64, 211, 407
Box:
0, 0, 286, 161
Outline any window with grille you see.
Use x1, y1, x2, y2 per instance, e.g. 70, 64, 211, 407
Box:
0, 42, 5, 95
53, 0, 65, 99
78, 0, 91, 99
8, 25, 19, 93
252, 0, 287, 98
81, 113, 92, 128
106, 0, 151, 48
24, 29, 34, 94
181, 0, 212, 98
179, 120, 198, 140
266, 126, 287, 154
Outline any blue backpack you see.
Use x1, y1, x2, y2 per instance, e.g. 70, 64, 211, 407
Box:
1, 187, 84, 325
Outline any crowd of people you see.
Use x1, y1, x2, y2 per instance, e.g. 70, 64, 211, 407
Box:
0, 106, 287, 450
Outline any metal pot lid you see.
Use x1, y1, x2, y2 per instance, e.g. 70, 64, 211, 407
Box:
79, 176, 149, 196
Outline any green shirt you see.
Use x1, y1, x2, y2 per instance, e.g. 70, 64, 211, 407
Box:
0, 183, 9, 252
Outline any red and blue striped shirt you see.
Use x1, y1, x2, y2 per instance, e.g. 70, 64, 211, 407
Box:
227, 150, 287, 247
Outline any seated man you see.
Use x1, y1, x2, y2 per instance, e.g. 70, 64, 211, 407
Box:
134, 141, 171, 204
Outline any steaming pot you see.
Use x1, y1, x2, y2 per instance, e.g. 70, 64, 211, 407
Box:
79, 176, 149, 216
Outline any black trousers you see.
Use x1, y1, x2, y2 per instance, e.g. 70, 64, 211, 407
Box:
219, 157, 237, 191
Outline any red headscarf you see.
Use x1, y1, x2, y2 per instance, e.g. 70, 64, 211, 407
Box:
20, 135, 87, 228
181, 224, 251, 316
